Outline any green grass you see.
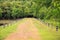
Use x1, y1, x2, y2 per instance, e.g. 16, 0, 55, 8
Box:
0, 19, 26, 40
32, 19, 60, 40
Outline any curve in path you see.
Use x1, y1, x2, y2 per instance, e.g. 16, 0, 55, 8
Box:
4, 18, 41, 40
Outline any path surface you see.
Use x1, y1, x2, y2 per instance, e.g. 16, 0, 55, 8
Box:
4, 18, 41, 40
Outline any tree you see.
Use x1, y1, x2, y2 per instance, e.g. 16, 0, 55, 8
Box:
0, 8, 2, 19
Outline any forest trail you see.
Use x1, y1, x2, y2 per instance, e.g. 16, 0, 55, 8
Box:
4, 18, 41, 40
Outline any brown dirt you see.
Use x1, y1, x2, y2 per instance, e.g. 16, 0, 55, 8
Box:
4, 18, 41, 40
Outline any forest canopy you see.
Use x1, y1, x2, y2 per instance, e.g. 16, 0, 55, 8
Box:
0, 0, 60, 22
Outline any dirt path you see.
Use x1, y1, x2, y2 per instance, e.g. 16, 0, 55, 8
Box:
4, 18, 41, 40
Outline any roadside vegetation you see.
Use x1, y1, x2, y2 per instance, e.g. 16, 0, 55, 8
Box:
0, 19, 26, 40
32, 18, 60, 40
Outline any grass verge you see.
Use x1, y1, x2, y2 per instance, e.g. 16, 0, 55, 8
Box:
32, 18, 60, 40
0, 19, 26, 40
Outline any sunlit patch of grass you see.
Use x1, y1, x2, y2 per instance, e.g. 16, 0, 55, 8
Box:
32, 18, 60, 40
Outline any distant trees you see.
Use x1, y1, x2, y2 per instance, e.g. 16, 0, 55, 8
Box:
0, 0, 60, 21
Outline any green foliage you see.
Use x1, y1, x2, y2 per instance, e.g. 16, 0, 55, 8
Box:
0, 8, 2, 19
0, 0, 60, 22
0, 0, 60, 26
39, 6, 47, 19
